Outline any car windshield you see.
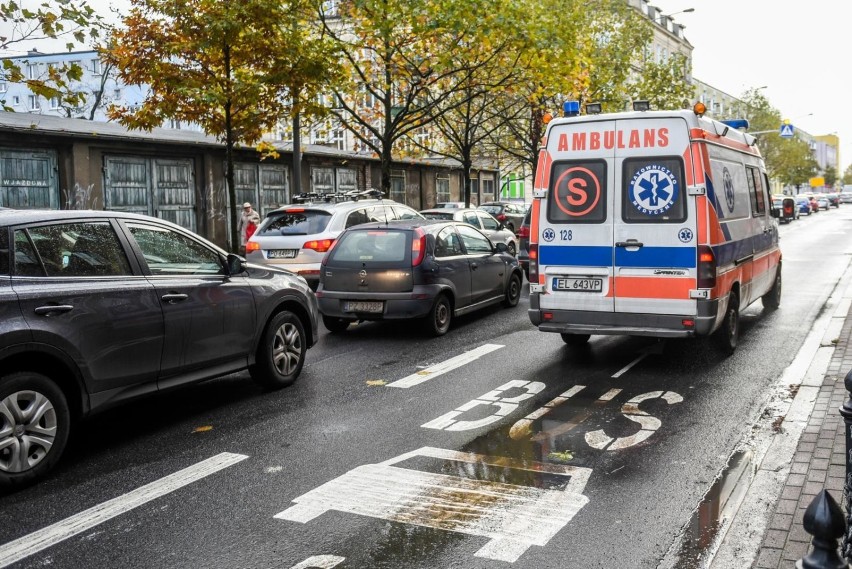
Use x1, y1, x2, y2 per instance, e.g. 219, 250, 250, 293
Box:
258, 210, 332, 236
330, 230, 408, 262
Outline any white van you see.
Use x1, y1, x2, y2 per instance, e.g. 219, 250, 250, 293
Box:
527, 103, 781, 353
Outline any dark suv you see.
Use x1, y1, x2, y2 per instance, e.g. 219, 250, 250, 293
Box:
0, 209, 319, 489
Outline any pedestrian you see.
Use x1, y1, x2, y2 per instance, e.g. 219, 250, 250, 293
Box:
238, 202, 260, 253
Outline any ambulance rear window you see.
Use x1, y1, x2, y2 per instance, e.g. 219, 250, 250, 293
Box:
621, 157, 687, 223
547, 160, 607, 224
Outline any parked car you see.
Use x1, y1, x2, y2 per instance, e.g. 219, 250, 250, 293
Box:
814, 194, 830, 210
477, 201, 527, 234
317, 219, 523, 335
419, 208, 519, 256
799, 194, 820, 213
517, 207, 532, 280
840, 191, 852, 204
432, 202, 466, 209
825, 192, 841, 208
245, 191, 424, 289
771, 196, 798, 223
0, 209, 319, 488
794, 195, 812, 215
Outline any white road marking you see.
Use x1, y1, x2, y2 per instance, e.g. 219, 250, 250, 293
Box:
275, 446, 590, 563
289, 555, 345, 568
585, 391, 683, 450
387, 344, 504, 388
509, 385, 586, 440
611, 353, 649, 378
0, 452, 248, 568
422, 380, 544, 431
530, 388, 623, 443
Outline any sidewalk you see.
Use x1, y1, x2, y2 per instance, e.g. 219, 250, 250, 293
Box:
708, 268, 852, 568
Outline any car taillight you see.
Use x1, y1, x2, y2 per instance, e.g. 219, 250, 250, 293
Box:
517, 225, 530, 239
528, 244, 539, 282
304, 239, 334, 253
321, 239, 339, 266
496, 213, 507, 221
697, 245, 716, 289
245, 241, 260, 253
412, 228, 426, 267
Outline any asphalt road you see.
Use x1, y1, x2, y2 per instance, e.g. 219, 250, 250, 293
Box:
1, 205, 850, 569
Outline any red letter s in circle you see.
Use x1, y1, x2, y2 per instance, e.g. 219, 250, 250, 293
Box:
567, 178, 588, 206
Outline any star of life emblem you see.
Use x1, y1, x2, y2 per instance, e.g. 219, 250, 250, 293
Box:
628, 165, 679, 216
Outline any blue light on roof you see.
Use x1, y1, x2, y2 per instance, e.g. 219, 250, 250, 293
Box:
563, 101, 580, 117
720, 119, 750, 130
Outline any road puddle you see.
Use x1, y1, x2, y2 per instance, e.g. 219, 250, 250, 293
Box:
674, 449, 754, 568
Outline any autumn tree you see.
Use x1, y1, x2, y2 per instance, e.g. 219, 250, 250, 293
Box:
105, 0, 340, 252
319, 0, 482, 198
628, 52, 693, 111
488, 0, 649, 186
0, 0, 103, 111
823, 165, 837, 187
842, 164, 852, 185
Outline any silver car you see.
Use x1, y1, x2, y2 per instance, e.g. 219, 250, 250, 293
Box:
245, 193, 423, 289
420, 208, 519, 256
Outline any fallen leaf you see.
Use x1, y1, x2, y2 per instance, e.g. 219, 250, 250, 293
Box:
548, 450, 574, 462
193, 425, 213, 433
366, 380, 387, 386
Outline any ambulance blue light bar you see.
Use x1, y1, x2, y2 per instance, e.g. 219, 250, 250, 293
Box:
720, 119, 750, 130
563, 101, 580, 117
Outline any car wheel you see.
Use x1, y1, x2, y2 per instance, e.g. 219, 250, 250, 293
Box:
322, 315, 351, 334
507, 241, 517, 256
503, 272, 522, 308
762, 265, 782, 311
424, 294, 452, 336
561, 333, 590, 346
0, 372, 70, 489
250, 311, 306, 389
712, 291, 739, 355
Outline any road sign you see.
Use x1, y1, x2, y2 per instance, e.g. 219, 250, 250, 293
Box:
779, 123, 795, 138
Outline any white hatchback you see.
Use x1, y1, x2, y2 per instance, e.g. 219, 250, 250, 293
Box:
245, 195, 423, 288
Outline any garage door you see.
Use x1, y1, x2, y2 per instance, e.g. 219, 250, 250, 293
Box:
0, 150, 58, 209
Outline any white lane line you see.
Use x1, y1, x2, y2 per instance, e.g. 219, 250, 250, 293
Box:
387, 344, 504, 388
0, 452, 248, 568
611, 353, 649, 378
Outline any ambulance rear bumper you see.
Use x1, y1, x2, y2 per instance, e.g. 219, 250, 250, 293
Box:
528, 297, 719, 338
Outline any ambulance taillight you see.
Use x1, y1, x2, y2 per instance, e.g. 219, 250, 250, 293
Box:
697, 246, 716, 289
528, 244, 539, 282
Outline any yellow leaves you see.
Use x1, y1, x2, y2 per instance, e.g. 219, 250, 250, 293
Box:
192, 425, 213, 433
366, 380, 387, 386
547, 450, 574, 462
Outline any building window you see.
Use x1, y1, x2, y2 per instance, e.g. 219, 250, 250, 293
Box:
390, 170, 406, 203
49, 97, 60, 110
113, 89, 122, 100
482, 178, 495, 200
91, 58, 101, 75
0, 82, 6, 93
12, 96, 19, 106
26, 63, 39, 80
436, 173, 450, 203
27, 95, 40, 110
331, 129, 345, 151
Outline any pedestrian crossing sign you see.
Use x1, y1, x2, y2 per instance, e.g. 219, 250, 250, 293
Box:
779, 123, 794, 138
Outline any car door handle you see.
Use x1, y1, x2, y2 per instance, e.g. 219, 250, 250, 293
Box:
470, 262, 478, 270
615, 240, 644, 248
161, 293, 189, 304
33, 305, 74, 316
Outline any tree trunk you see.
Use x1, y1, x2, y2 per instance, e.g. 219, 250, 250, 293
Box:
223, 44, 239, 253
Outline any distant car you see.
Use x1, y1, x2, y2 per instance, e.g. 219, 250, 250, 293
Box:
840, 192, 852, 204
245, 191, 424, 289
814, 194, 830, 210
794, 195, 812, 215
419, 208, 518, 256
432, 202, 466, 209
771, 196, 797, 223
316, 219, 523, 335
477, 201, 527, 234
799, 194, 820, 213
825, 192, 841, 208
517, 207, 532, 280
0, 209, 319, 488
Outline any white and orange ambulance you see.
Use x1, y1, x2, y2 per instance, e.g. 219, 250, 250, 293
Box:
527, 102, 781, 353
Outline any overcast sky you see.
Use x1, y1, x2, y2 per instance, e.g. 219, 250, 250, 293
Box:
6, 0, 850, 172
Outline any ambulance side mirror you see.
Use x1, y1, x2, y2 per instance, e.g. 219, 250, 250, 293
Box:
770, 207, 781, 219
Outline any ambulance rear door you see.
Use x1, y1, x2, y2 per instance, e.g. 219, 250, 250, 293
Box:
612, 117, 697, 317
539, 118, 616, 314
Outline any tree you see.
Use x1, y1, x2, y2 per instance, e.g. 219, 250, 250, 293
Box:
773, 137, 818, 190
0, 0, 103, 111
628, 52, 693, 111
105, 0, 340, 252
319, 0, 482, 197
823, 165, 837, 187
843, 164, 852, 186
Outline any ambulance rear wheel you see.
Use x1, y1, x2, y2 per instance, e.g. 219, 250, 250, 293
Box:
762, 266, 782, 311
561, 333, 590, 346
713, 291, 739, 355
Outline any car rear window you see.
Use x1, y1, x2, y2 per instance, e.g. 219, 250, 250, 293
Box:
330, 230, 408, 263
479, 205, 501, 215
258, 210, 332, 236
422, 212, 454, 220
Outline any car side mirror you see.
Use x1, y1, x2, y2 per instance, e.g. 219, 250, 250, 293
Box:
495, 242, 509, 254
226, 253, 247, 275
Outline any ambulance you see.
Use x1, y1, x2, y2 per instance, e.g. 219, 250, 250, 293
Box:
527, 101, 781, 353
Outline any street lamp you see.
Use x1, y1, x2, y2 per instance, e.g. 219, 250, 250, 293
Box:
656, 7, 694, 22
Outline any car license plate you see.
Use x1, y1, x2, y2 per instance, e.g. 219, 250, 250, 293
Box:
553, 277, 603, 292
343, 301, 384, 313
268, 249, 298, 259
